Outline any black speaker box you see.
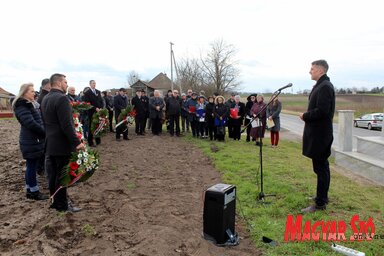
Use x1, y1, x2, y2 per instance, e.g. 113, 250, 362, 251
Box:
203, 183, 236, 244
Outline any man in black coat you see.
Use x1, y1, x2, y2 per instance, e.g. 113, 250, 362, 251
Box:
102, 90, 114, 132
131, 90, 147, 135
41, 73, 85, 212
82, 80, 104, 146
114, 88, 129, 140
37, 78, 51, 105
166, 90, 182, 136
149, 90, 165, 135
300, 60, 335, 213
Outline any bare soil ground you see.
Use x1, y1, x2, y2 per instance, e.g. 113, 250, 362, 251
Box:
0, 119, 261, 256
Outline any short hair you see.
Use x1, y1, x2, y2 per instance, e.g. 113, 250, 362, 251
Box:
234, 95, 241, 100
119, 88, 126, 92
89, 80, 95, 85
41, 78, 50, 87
312, 59, 329, 73
50, 73, 66, 86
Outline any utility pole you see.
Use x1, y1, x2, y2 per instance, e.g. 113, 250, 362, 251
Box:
170, 42, 174, 91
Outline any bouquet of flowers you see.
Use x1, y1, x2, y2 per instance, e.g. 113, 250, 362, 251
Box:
116, 106, 136, 131
91, 108, 109, 137
70, 101, 92, 112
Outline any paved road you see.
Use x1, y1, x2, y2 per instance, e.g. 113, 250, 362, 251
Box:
280, 113, 382, 150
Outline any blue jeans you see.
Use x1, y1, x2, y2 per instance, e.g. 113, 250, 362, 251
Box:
25, 158, 39, 192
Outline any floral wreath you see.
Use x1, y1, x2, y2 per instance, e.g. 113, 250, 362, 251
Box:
70, 101, 92, 113
91, 108, 109, 137
115, 106, 136, 131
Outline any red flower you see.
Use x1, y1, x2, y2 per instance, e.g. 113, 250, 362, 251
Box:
70, 170, 77, 178
73, 113, 77, 118
76, 132, 83, 139
87, 102, 91, 105
69, 162, 79, 170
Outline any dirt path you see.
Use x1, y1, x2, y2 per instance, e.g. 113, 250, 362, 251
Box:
0, 119, 261, 256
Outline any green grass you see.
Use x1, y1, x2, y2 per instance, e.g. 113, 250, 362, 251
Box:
185, 135, 384, 256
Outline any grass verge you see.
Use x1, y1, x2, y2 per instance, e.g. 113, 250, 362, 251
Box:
185, 133, 383, 256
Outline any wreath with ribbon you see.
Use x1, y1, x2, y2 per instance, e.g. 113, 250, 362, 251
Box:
70, 101, 92, 112
115, 106, 136, 131
91, 108, 109, 137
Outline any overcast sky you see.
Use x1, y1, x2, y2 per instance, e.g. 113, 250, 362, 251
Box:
1, 0, 383, 95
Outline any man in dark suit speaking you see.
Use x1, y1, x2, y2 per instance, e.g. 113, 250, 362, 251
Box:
300, 60, 335, 213
82, 80, 104, 146
41, 73, 85, 212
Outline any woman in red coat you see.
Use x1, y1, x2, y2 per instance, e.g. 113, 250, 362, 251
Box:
250, 95, 267, 146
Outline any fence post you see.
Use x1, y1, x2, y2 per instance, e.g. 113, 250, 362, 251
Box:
338, 110, 354, 152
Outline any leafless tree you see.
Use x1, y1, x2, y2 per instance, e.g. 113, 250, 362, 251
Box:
201, 39, 240, 94
127, 71, 140, 86
176, 58, 206, 93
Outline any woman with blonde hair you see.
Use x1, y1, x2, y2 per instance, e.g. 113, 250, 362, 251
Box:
13, 83, 48, 200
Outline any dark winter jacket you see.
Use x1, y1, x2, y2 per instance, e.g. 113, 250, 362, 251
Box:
41, 89, 81, 156
229, 101, 246, 126
213, 103, 228, 126
149, 96, 165, 119
186, 97, 198, 122
166, 96, 182, 115
114, 94, 129, 119
14, 99, 45, 159
132, 96, 148, 118
37, 89, 49, 105
266, 100, 282, 132
302, 74, 335, 160
205, 102, 215, 125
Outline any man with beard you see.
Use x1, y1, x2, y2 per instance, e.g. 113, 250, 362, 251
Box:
41, 73, 85, 212
82, 80, 104, 147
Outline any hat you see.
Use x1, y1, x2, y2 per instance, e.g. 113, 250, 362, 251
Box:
181, 93, 186, 96
119, 88, 126, 92
231, 92, 236, 96
247, 93, 257, 101
192, 92, 198, 96
198, 95, 206, 100
215, 95, 225, 104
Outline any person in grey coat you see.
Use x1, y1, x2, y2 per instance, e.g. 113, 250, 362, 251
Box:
300, 60, 335, 213
149, 90, 165, 135
266, 97, 282, 147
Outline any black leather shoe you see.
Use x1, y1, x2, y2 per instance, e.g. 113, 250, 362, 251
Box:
67, 204, 82, 213
26, 191, 49, 200
301, 204, 326, 213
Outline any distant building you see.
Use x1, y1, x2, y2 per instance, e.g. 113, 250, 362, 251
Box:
0, 87, 15, 111
130, 72, 176, 97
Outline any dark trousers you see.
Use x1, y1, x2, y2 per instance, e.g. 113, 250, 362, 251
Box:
135, 116, 146, 135
197, 121, 206, 137
46, 155, 70, 211
151, 117, 162, 135
312, 158, 330, 207
181, 115, 189, 132
228, 123, 234, 138
190, 120, 198, 137
115, 112, 128, 139
169, 114, 180, 135
88, 113, 101, 146
207, 123, 216, 140
108, 110, 114, 131
245, 119, 252, 141
233, 125, 241, 140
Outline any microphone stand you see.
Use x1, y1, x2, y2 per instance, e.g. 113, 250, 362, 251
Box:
241, 89, 283, 202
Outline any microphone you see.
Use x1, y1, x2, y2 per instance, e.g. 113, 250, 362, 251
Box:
277, 83, 293, 91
